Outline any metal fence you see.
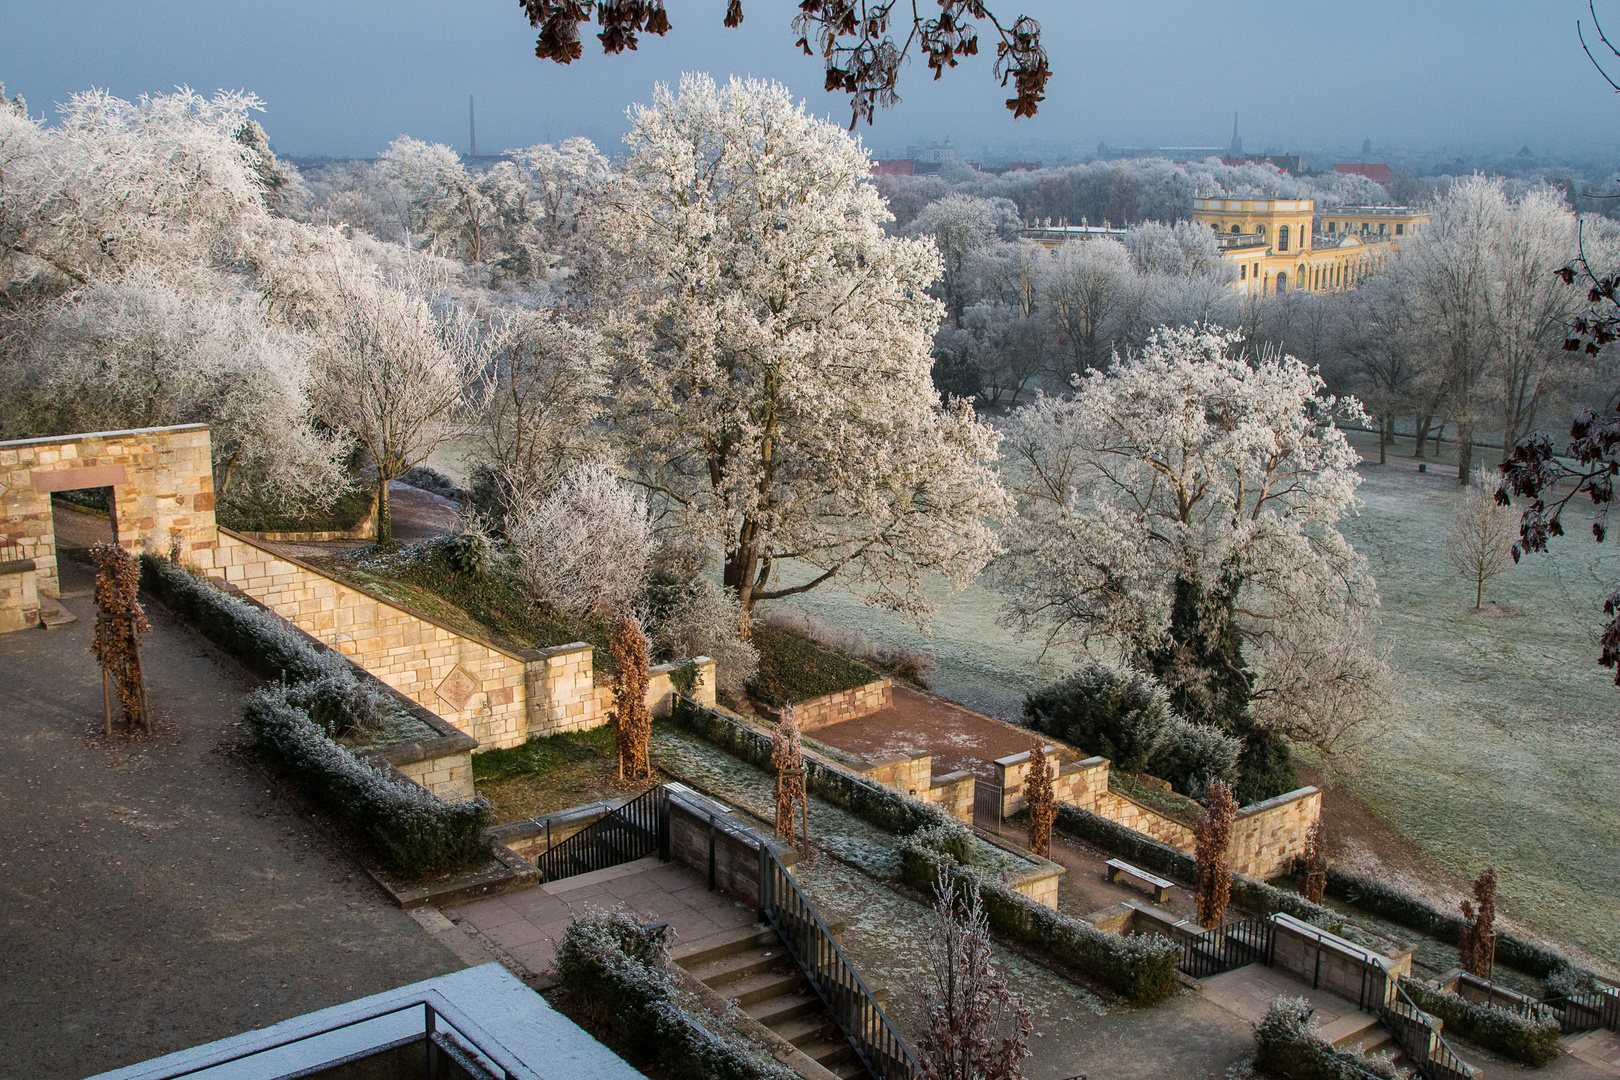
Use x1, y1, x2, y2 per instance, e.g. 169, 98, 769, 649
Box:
972, 779, 1003, 834
1361, 961, 1479, 1080
758, 846, 919, 1080
533, 786, 667, 884
1536, 987, 1620, 1034
1178, 916, 1275, 979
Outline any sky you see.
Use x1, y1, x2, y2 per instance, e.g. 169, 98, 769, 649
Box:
1, 1, 1616, 162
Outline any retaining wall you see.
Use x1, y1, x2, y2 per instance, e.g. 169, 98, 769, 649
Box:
207, 529, 715, 749
793, 678, 892, 731
858, 750, 974, 824
0, 558, 39, 632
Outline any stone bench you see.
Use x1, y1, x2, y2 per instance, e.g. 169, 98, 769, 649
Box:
1107, 857, 1173, 902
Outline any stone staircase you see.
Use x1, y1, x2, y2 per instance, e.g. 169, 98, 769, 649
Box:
674, 925, 870, 1080
1321, 1011, 1411, 1074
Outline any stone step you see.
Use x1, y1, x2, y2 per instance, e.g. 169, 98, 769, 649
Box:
1321, 1012, 1382, 1048
685, 946, 794, 989
671, 924, 777, 970
799, 1034, 858, 1071
717, 967, 808, 1008
38, 597, 76, 629
745, 989, 824, 1028
775, 1011, 838, 1048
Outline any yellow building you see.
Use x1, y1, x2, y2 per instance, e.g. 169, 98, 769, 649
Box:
1191, 197, 1428, 294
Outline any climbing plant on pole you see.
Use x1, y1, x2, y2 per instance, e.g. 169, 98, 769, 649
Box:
89, 542, 151, 735
1194, 780, 1237, 929
772, 704, 808, 850
1459, 867, 1498, 978
610, 612, 652, 781
1297, 820, 1330, 904
1024, 741, 1056, 859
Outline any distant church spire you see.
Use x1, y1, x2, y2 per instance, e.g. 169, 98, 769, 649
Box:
469, 95, 478, 159
1230, 111, 1242, 157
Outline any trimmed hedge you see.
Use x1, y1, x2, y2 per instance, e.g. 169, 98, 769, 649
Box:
245, 685, 491, 876
1254, 996, 1403, 1080
670, 696, 953, 836
1402, 979, 1562, 1067
556, 911, 797, 1080
1054, 802, 1336, 927
900, 825, 1181, 1006
141, 555, 392, 737
1322, 867, 1599, 989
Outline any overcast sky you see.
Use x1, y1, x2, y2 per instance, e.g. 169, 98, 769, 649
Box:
1, 1, 1615, 160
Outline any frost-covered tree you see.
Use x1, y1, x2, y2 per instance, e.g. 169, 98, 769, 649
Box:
6, 269, 346, 514
478, 310, 607, 506
1001, 328, 1377, 798
908, 194, 1020, 323
505, 460, 653, 618
510, 137, 610, 244
1040, 239, 1148, 379
586, 76, 1009, 619
1124, 220, 1227, 280
1446, 466, 1518, 609
315, 268, 495, 545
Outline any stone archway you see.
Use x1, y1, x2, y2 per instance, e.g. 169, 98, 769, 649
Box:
0, 424, 217, 604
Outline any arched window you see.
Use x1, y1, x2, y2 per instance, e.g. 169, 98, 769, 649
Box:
1276, 271, 1287, 292
1257, 224, 1266, 239
1231, 224, 1241, 233
1278, 224, 1290, 252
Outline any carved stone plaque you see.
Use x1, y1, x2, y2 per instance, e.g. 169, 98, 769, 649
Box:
435, 664, 481, 711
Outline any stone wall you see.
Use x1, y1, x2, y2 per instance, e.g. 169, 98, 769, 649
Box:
209, 529, 716, 749
361, 690, 480, 802
793, 678, 892, 731
857, 749, 974, 824
0, 424, 217, 599
1271, 912, 1413, 1005
0, 559, 39, 633
1092, 789, 1197, 852
1229, 787, 1323, 880
994, 747, 1100, 816
666, 783, 797, 907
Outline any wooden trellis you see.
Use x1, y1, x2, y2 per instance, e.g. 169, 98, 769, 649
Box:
88, 542, 151, 735
773, 705, 808, 850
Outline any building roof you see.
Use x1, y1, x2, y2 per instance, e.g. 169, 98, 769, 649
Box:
1335, 163, 1396, 183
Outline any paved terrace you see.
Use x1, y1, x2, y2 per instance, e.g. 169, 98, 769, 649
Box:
0, 552, 466, 1079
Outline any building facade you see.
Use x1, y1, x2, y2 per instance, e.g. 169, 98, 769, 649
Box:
1191, 197, 1428, 294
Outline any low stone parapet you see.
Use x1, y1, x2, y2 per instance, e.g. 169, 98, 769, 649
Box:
665, 782, 797, 907
1271, 912, 1413, 1005
793, 677, 892, 731
0, 556, 39, 633
856, 749, 974, 823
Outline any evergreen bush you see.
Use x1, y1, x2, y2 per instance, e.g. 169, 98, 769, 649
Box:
1253, 996, 1403, 1080
244, 685, 491, 876
1401, 979, 1562, 1067
556, 911, 797, 1080
900, 825, 1181, 1006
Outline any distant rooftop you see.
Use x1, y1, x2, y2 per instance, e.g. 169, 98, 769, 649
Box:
1335, 163, 1396, 183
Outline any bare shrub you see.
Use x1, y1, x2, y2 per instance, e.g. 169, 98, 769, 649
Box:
645, 569, 758, 702
1024, 742, 1055, 859
1296, 820, 1329, 904
1459, 866, 1498, 977
610, 613, 652, 781
916, 868, 1032, 1080
772, 705, 807, 848
1195, 780, 1237, 929
1447, 467, 1518, 610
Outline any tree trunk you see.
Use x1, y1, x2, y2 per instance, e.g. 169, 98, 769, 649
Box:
1476, 574, 1484, 610
1456, 421, 1474, 485
1414, 414, 1431, 459
1378, 412, 1388, 465
376, 475, 393, 547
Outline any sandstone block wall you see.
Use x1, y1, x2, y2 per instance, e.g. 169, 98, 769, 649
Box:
0, 562, 39, 633
924, 771, 975, 823
857, 750, 974, 823
996, 747, 1096, 816
394, 751, 475, 802
0, 424, 217, 599
794, 678, 892, 731
1093, 789, 1197, 852
1271, 913, 1412, 1006
212, 530, 532, 749
1229, 787, 1322, 880
666, 783, 796, 907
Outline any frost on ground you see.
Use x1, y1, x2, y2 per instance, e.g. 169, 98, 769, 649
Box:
649, 726, 1107, 1034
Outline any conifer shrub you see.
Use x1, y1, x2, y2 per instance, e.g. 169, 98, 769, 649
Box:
556, 911, 796, 1080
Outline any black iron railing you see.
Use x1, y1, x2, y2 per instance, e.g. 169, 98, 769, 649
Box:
757, 846, 919, 1080
1360, 961, 1478, 1080
1534, 986, 1620, 1034
534, 786, 668, 884
1179, 916, 1275, 979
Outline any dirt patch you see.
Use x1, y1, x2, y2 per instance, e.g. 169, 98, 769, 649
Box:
806, 686, 1069, 780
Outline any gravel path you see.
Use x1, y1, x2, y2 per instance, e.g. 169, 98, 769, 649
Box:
0, 557, 462, 1079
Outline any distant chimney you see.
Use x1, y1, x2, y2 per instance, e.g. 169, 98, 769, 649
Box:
1230, 111, 1242, 157
469, 95, 478, 158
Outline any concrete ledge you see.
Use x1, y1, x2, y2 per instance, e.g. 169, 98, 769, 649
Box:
371, 839, 538, 910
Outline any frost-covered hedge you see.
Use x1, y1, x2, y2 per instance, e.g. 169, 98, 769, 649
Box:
1253, 996, 1404, 1080
1401, 979, 1562, 1067
1320, 867, 1594, 987
140, 555, 391, 737
669, 695, 954, 835
244, 684, 490, 876
900, 824, 1181, 1006
556, 911, 797, 1080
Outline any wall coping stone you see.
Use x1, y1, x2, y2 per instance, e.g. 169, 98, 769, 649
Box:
0, 422, 210, 450
1235, 785, 1320, 818
994, 745, 1058, 768
0, 558, 36, 575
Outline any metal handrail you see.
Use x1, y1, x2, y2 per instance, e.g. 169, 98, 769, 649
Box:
1368, 960, 1477, 1080
757, 846, 920, 1080
145, 996, 530, 1080
533, 785, 667, 884
1532, 985, 1620, 1034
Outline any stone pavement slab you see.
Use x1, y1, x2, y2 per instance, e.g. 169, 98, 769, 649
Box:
449, 855, 761, 981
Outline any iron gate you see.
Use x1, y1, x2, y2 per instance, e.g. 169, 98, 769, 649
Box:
972, 779, 1003, 834
533, 786, 667, 883
1178, 916, 1275, 979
